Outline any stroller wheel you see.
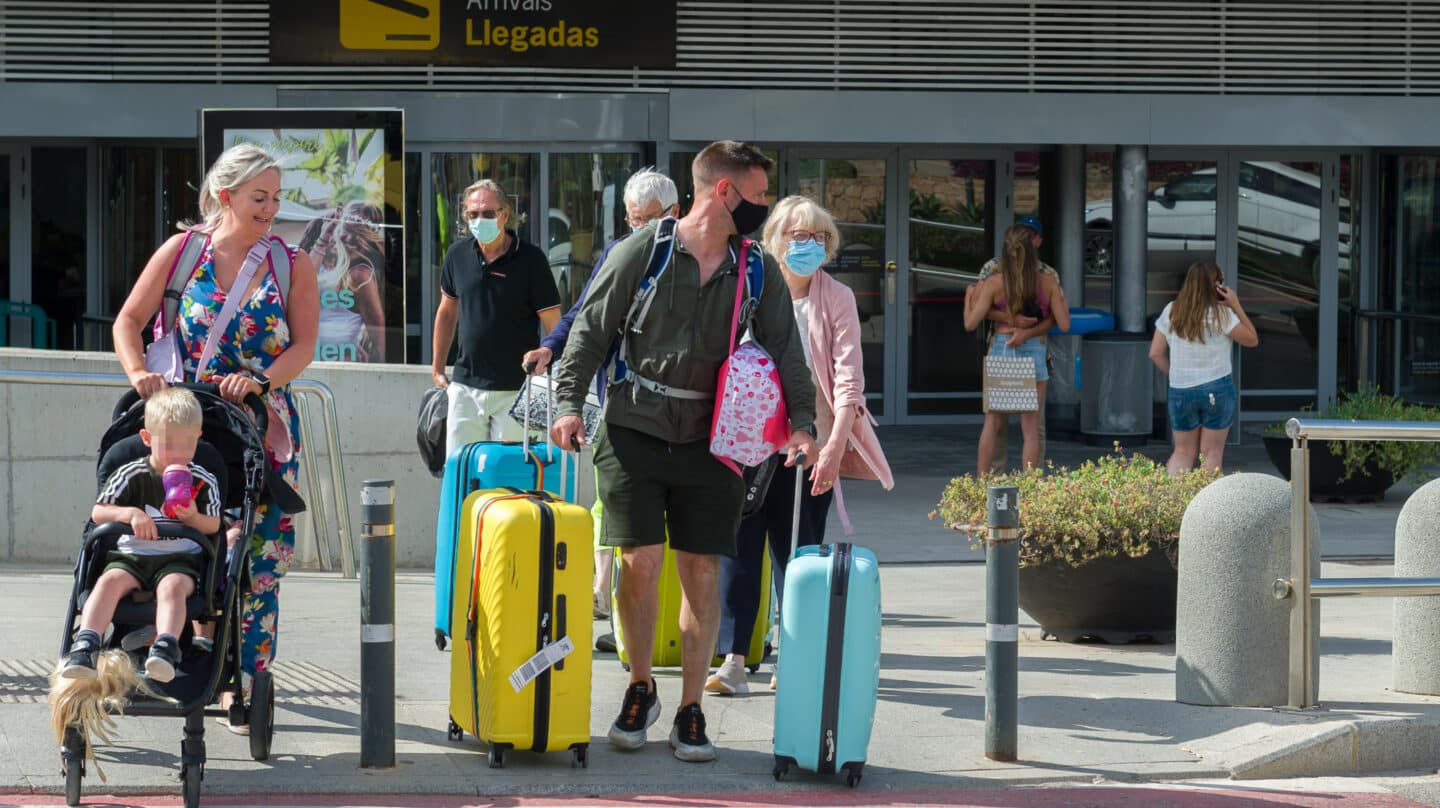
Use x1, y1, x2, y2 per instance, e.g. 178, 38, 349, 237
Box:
181, 761, 203, 808
62, 726, 84, 806
248, 671, 275, 761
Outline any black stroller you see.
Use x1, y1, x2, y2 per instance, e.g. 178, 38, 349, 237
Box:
57, 383, 305, 807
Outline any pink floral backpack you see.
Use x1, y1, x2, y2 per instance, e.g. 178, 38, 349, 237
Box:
710, 240, 789, 474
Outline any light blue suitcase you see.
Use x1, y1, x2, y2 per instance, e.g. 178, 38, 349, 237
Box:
432, 439, 572, 650
772, 542, 881, 787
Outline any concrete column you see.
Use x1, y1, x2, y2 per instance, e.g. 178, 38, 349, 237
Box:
1056, 144, 1086, 305
1175, 473, 1320, 707
1392, 478, 1440, 695
1112, 146, 1148, 333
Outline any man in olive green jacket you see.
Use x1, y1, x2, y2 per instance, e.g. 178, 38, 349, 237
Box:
551, 141, 817, 763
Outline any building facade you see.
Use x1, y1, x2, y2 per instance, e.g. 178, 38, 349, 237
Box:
2, 1, 1438, 427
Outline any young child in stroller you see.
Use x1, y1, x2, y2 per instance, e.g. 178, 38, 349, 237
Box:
61, 387, 222, 683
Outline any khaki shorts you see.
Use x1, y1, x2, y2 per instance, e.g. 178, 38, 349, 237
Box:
593, 423, 744, 556
104, 551, 200, 592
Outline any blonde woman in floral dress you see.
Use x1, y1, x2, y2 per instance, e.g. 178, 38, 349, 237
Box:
112, 143, 319, 734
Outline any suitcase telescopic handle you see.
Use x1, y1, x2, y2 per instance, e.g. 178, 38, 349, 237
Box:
790, 451, 806, 561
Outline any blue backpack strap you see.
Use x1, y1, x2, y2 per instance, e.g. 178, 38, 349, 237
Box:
160, 231, 208, 335
610, 217, 679, 384
267, 235, 292, 313
739, 237, 765, 328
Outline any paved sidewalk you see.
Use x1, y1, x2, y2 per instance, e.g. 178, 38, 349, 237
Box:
2, 428, 1436, 800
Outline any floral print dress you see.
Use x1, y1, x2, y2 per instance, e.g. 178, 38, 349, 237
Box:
176, 238, 301, 687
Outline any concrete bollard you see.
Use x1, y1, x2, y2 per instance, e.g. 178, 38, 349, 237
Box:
1392, 478, 1440, 695
1175, 473, 1320, 707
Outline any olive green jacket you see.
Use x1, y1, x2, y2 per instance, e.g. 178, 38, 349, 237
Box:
553, 224, 816, 445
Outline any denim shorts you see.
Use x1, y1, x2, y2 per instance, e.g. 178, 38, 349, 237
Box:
989, 337, 1049, 382
1168, 375, 1236, 432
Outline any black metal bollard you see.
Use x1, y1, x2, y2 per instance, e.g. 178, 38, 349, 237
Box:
984, 485, 1020, 762
360, 479, 395, 769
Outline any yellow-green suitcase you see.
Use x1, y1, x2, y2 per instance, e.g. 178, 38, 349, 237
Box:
610, 540, 772, 671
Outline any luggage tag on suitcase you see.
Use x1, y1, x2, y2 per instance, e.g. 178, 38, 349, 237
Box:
507, 635, 576, 692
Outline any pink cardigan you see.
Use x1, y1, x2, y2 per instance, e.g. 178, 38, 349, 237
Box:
803, 270, 894, 491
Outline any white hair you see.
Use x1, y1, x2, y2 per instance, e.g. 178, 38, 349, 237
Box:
623, 167, 678, 211
185, 143, 281, 233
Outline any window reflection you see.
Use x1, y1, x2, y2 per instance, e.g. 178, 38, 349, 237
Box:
797, 157, 888, 416
430, 152, 535, 365
548, 153, 640, 308
906, 158, 994, 416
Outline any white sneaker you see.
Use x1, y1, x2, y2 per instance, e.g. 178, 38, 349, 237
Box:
703, 656, 749, 696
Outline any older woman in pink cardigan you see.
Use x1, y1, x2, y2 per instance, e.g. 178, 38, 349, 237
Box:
705, 195, 894, 695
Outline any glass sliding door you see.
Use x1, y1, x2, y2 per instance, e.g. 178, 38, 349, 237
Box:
29, 146, 87, 350
547, 153, 640, 309
428, 152, 536, 365
1235, 158, 1326, 412
791, 153, 895, 419
904, 156, 996, 416
1376, 155, 1440, 405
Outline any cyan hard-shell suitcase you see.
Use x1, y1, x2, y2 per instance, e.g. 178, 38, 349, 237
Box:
433, 439, 574, 650
772, 542, 881, 787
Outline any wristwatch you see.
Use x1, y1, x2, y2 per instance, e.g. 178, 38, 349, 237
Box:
248, 372, 272, 395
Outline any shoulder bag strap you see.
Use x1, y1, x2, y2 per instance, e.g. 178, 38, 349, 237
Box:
193, 239, 271, 381
154, 232, 208, 341
267, 236, 292, 312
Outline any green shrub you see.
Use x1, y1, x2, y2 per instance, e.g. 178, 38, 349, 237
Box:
1268, 387, 1440, 483
932, 450, 1220, 569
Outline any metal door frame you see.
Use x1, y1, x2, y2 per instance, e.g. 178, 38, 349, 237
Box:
1224, 150, 1340, 421
894, 146, 1013, 424
2, 144, 32, 346
781, 146, 903, 423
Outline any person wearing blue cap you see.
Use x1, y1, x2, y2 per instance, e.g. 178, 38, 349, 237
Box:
967, 216, 1066, 472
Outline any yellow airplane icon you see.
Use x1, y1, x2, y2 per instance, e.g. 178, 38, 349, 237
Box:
340, 0, 440, 51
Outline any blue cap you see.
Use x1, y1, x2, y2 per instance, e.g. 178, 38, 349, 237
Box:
1018, 215, 1042, 236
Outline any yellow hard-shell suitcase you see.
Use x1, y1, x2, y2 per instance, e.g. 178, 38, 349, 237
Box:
447, 490, 593, 768
611, 541, 772, 671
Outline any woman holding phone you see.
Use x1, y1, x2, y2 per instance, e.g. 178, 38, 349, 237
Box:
1149, 260, 1259, 475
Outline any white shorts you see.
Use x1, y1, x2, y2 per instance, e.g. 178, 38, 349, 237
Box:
445, 382, 522, 456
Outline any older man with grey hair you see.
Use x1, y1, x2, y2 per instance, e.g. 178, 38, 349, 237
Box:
432, 178, 562, 454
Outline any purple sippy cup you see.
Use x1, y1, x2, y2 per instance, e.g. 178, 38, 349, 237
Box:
162, 464, 193, 518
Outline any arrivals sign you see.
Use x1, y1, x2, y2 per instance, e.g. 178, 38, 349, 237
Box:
269, 0, 677, 68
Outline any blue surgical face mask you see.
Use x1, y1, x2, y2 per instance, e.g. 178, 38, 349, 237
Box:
468, 216, 501, 245
785, 240, 827, 276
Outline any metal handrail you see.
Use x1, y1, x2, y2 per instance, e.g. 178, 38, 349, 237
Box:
1276, 417, 1440, 707
1286, 418, 1440, 442
0, 368, 354, 578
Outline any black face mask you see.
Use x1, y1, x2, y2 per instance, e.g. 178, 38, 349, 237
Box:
724, 184, 769, 235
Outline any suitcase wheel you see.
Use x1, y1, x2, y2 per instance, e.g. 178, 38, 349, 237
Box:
487, 743, 508, 768
570, 744, 588, 769
844, 762, 864, 788
434, 629, 448, 652
446, 719, 463, 742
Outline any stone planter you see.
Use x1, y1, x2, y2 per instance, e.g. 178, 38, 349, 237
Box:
1018, 547, 1177, 643
1260, 434, 1396, 502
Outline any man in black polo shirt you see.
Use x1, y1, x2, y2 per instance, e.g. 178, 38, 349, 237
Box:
431, 179, 561, 454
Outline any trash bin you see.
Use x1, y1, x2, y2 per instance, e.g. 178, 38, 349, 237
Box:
1080, 331, 1154, 443
1047, 308, 1115, 437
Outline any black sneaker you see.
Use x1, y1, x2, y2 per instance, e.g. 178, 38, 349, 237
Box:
669, 703, 716, 762
60, 637, 99, 681
595, 632, 617, 653
144, 635, 181, 683
607, 679, 660, 750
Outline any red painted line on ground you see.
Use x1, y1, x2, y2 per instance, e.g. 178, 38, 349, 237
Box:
0, 789, 1429, 808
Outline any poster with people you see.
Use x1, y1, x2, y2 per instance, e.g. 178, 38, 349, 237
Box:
200, 109, 404, 363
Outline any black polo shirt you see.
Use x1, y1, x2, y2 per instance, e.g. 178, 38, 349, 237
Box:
439, 231, 560, 391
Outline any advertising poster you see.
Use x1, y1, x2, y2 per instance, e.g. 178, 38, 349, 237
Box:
201, 109, 404, 363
